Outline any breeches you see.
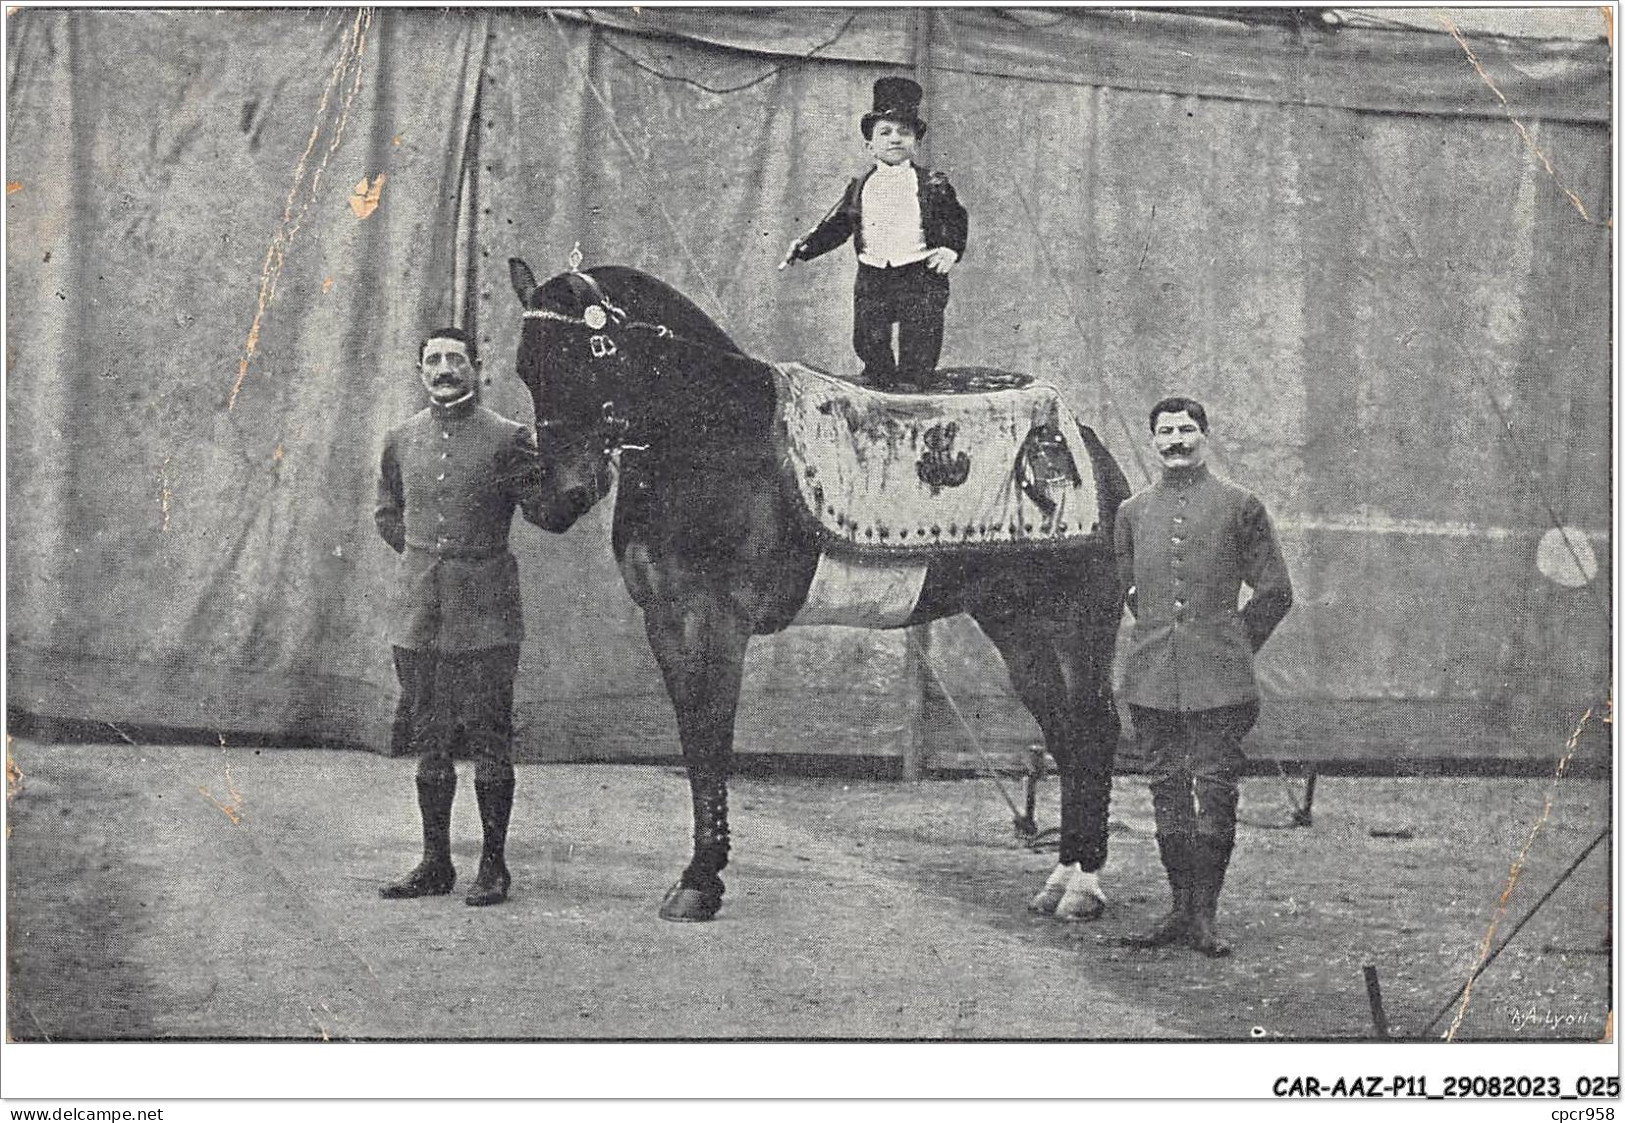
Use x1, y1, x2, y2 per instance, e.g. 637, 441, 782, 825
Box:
1130, 701, 1259, 843
392, 645, 519, 765
852, 261, 949, 385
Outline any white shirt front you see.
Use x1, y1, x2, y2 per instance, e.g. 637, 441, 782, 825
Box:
858, 162, 930, 268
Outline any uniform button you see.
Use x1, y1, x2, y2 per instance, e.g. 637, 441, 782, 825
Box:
1174, 598, 1185, 607
1171, 535, 1183, 544
437, 473, 446, 481
442, 431, 450, 440
1174, 516, 1185, 524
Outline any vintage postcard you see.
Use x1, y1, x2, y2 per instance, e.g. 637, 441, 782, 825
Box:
3, 3, 1615, 1112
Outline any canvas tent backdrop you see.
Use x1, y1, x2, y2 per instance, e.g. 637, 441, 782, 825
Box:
5, 8, 1612, 770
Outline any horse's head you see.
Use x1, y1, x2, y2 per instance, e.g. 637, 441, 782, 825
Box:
508, 256, 744, 531
507, 258, 632, 531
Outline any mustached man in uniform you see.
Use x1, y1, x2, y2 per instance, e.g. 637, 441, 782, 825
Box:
1114, 396, 1293, 956
374, 327, 550, 907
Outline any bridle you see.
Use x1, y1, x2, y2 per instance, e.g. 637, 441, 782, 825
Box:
521, 273, 656, 465
520, 269, 677, 359
519, 269, 740, 464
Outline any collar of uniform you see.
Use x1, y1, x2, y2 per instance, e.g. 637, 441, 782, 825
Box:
429, 391, 478, 418
869, 160, 915, 180
1157, 463, 1211, 490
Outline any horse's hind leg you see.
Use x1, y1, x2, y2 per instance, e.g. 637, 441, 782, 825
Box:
976, 612, 1119, 920
643, 594, 751, 922
1059, 616, 1120, 862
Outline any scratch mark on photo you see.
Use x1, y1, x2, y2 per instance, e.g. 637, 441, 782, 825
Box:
5, 739, 22, 805
1445, 700, 1605, 1039
198, 735, 245, 825
1437, 12, 1609, 229
158, 454, 172, 532
231, 9, 372, 410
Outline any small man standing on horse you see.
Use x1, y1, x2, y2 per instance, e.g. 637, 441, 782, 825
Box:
782, 76, 969, 390
374, 326, 550, 907
1114, 396, 1293, 956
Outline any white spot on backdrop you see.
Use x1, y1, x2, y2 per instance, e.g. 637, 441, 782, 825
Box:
1535, 526, 1597, 588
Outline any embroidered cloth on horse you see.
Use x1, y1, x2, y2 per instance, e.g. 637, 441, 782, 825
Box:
773, 362, 1102, 556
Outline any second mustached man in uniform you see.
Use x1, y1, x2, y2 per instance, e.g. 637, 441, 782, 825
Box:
784, 77, 969, 390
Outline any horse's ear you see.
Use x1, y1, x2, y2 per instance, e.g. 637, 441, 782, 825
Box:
508, 258, 538, 305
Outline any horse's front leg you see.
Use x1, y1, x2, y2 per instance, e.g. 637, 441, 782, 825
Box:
643, 592, 751, 921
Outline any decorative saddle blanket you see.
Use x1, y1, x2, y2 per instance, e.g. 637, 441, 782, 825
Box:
773, 362, 1103, 557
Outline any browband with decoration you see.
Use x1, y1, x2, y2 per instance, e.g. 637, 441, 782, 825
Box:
519, 266, 626, 330
573, 271, 625, 323
518, 266, 738, 364
523, 307, 581, 323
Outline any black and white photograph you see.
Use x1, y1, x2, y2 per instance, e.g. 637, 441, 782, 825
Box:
2, 2, 1616, 1110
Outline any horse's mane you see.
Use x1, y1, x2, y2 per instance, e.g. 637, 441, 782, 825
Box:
588, 266, 745, 359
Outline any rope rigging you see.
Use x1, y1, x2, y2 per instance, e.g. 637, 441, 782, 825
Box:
576, 9, 863, 96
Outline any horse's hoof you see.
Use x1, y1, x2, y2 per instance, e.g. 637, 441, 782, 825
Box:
1117, 910, 1189, 948
1028, 885, 1065, 915
1183, 915, 1232, 958
658, 883, 721, 922
1053, 889, 1106, 922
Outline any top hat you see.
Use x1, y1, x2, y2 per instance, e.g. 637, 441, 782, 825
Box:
861, 76, 927, 140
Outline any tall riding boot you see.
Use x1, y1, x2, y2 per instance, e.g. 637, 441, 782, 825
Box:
1123, 833, 1192, 947
380, 765, 457, 898
1184, 835, 1234, 958
465, 767, 515, 907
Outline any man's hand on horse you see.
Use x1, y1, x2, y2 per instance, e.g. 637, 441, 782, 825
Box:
925, 247, 959, 274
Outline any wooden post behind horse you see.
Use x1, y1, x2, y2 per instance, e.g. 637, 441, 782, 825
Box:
509, 258, 1130, 922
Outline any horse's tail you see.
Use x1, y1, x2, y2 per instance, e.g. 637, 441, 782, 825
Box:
1073, 421, 1132, 531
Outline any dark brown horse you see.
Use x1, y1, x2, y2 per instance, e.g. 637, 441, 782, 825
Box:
508, 259, 1131, 922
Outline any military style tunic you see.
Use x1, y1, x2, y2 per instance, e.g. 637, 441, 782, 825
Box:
1113, 465, 1292, 712
374, 398, 547, 653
